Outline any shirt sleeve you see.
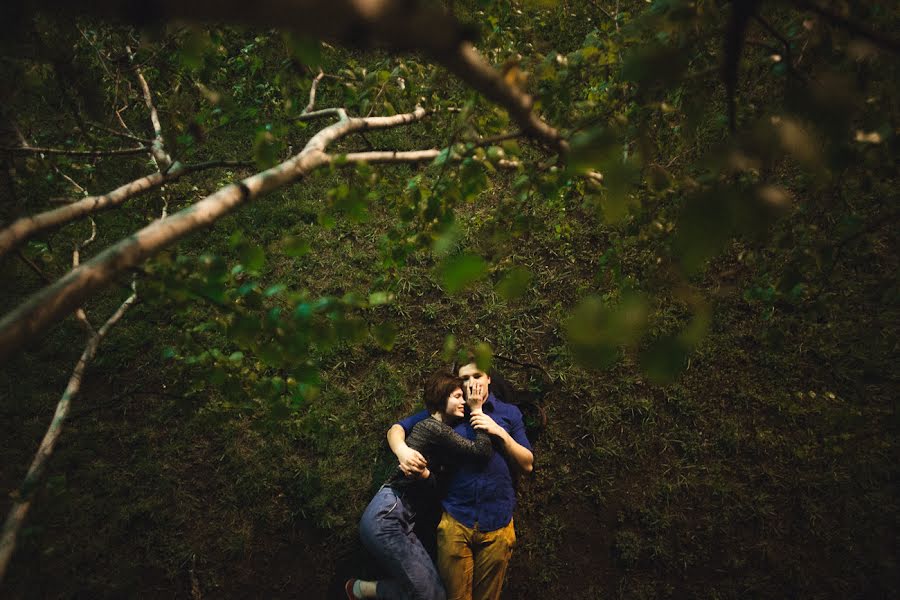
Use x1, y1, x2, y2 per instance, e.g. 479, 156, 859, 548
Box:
396, 409, 430, 435
506, 404, 533, 452
421, 419, 492, 461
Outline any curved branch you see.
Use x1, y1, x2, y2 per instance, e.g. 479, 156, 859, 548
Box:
0, 161, 253, 260
0, 145, 150, 157
435, 43, 567, 154
304, 69, 325, 114
0, 108, 429, 361
14, 1, 563, 155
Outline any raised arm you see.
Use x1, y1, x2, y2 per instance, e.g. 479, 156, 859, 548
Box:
470, 410, 534, 475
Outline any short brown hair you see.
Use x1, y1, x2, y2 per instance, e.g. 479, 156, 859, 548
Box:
424, 372, 464, 414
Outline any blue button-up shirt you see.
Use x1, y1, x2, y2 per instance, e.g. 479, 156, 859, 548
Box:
397, 393, 532, 532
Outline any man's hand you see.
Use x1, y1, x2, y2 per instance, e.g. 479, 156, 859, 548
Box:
465, 379, 488, 412
470, 412, 505, 437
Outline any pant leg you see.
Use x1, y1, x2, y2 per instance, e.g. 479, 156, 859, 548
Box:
436, 512, 475, 600
471, 518, 515, 600
360, 487, 446, 600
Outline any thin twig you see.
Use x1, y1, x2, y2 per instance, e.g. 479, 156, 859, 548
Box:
127, 45, 173, 171
0, 146, 150, 157
303, 69, 325, 114
87, 121, 153, 144
15, 250, 53, 284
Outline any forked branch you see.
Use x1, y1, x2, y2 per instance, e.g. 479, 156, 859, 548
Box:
0, 107, 430, 361
0, 161, 253, 260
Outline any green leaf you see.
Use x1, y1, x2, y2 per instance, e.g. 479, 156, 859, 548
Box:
282, 235, 311, 257
264, 284, 287, 297
567, 127, 617, 173
253, 130, 280, 170
496, 267, 533, 300
640, 336, 689, 384
564, 294, 648, 369
372, 323, 397, 350
440, 254, 488, 293
228, 351, 244, 362
238, 244, 266, 273
442, 334, 457, 362
368, 291, 393, 306
283, 33, 322, 68
473, 342, 492, 372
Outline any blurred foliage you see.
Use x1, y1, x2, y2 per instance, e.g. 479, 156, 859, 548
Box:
0, 0, 898, 597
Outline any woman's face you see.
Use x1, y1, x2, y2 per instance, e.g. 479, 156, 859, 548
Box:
444, 388, 466, 419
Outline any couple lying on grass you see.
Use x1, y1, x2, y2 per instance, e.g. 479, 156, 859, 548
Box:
346, 361, 534, 600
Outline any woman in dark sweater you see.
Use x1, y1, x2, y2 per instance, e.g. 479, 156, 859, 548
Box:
346, 373, 492, 600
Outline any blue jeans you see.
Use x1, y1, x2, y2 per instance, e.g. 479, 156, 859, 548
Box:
359, 486, 447, 600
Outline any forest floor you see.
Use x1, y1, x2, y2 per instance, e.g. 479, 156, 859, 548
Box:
2, 162, 897, 598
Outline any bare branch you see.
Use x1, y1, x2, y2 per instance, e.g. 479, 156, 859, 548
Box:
127, 46, 173, 171
304, 69, 325, 114
53, 166, 89, 197
291, 107, 349, 122
87, 121, 153, 144
0, 161, 253, 259
0, 145, 150, 157
0, 108, 428, 361
16, 251, 53, 284
342, 149, 522, 169
0, 281, 137, 583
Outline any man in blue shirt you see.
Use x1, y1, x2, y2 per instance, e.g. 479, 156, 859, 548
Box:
387, 362, 534, 600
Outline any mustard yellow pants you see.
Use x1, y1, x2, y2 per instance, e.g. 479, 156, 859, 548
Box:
436, 512, 516, 600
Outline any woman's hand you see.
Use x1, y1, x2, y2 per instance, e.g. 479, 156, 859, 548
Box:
470, 412, 505, 437
397, 446, 428, 477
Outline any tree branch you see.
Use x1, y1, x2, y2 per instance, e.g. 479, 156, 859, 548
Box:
14, 1, 563, 154
789, 0, 900, 54
0, 108, 429, 361
0, 281, 137, 583
435, 43, 566, 154
14, 0, 474, 55
127, 45, 173, 171
87, 121, 153, 144
0, 145, 150, 157
0, 160, 253, 259
303, 69, 325, 114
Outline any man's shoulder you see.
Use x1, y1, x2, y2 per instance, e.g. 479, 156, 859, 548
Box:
396, 409, 429, 432
489, 396, 523, 418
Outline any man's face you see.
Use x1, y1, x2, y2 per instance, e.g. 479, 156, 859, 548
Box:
458, 363, 491, 390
